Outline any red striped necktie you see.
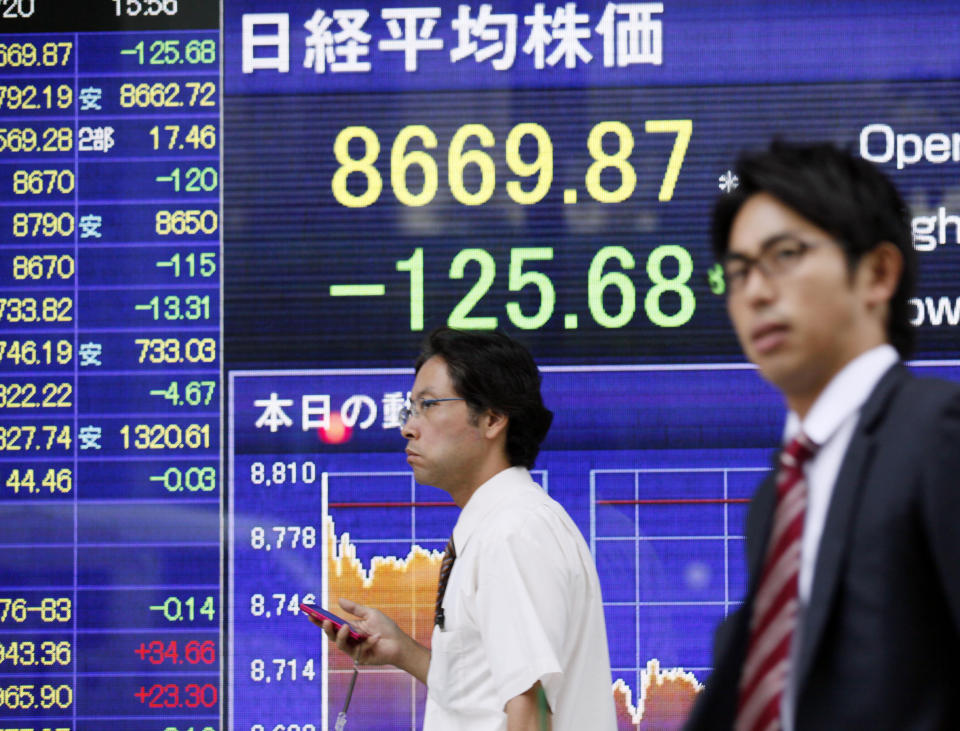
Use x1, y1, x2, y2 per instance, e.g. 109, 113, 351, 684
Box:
434, 536, 456, 630
736, 432, 818, 731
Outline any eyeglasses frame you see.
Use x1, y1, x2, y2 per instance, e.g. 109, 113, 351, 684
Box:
398, 397, 465, 427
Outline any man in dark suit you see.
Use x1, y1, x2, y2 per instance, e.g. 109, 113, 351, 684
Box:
684, 141, 960, 730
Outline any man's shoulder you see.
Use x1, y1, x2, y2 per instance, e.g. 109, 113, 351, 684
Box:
863, 368, 960, 458
482, 488, 564, 535
474, 485, 581, 554
904, 371, 960, 397
883, 367, 960, 421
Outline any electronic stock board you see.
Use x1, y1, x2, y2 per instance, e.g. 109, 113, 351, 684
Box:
2, 1, 959, 730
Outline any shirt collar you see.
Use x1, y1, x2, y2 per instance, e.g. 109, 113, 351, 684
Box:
451, 466, 530, 555
784, 344, 898, 447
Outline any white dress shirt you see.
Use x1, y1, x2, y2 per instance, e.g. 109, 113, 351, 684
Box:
780, 344, 899, 729
423, 466, 617, 731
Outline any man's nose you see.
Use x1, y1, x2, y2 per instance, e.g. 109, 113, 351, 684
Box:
740, 262, 776, 303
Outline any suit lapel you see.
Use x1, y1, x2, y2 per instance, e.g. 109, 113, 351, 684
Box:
793, 364, 907, 696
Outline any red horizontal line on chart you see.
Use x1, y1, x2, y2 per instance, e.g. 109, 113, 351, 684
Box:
328, 501, 455, 508
597, 498, 750, 505
328, 499, 751, 507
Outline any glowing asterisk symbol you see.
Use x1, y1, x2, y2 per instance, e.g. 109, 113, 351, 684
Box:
708, 262, 725, 295
718, 170, 739, 193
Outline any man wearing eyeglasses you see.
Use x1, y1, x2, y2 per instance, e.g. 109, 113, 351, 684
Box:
319, 327, 617, 731
684, 141, 960, 731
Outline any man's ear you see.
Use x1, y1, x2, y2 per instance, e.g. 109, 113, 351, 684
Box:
481, 409, 509, 441
860, 241, 903, 308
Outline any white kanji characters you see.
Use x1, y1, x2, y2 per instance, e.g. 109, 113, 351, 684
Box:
78, 342, 102, 367
330, 9, 372, 72
546, 2, 592, 68
381, 391, 407, 429
242, 13, 290, 73
254, 392, 293, 432
78, 426, 102, 450
302, 394, 331, 430
450, 4, 518, 71
380, 7, 443, 72
303, 10, 335, 72
523, 2, 592, 69
78, 86, 102, 111
595, 2, 663, 67
302, 394, 376, 430
79, 214, 102, 239
78, 126, 114, 153
341, 395, 377, 429
304, 9, 372, 73
522, 3, 553, 68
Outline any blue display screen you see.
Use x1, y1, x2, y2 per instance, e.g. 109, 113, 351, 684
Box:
2, 1, 959, 730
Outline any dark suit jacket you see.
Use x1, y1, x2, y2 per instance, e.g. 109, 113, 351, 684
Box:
685, 364, 960, 730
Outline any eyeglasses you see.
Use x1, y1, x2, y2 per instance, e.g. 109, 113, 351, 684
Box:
722, 237, 819, 294
398, 397, 465, 427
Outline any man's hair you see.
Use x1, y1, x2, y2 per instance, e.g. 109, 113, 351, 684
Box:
712, 140, 916, 357
415, 327, 553, 469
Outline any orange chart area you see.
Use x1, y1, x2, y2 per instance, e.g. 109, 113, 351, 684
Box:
324, 516, 443, 671
322, 516, 702, 726
614, 660, 702, 730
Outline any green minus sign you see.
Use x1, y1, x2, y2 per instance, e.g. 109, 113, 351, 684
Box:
329, 285, 386, 296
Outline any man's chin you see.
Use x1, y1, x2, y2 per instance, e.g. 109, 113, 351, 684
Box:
758, 366, 796, 393
757, 358, 831, 406
408, 464, 431, 486
748, 342, 792, 376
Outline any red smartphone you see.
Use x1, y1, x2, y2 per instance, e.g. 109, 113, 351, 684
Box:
299, 603, 367, 642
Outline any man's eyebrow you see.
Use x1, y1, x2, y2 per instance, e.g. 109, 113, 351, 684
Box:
757, 232, 800, 251
725, 232, 799, 259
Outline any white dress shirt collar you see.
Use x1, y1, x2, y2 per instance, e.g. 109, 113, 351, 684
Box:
784, 344, 899, 446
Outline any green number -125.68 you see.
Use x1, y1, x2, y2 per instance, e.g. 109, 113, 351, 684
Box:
395, 244, 695, 332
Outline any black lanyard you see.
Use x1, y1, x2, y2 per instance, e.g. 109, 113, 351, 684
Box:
334, 665, 359, 731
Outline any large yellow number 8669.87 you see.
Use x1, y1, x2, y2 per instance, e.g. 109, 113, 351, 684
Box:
331, 120, 691, 208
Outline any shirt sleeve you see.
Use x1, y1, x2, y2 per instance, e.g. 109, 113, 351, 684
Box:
473, 504, 576, 713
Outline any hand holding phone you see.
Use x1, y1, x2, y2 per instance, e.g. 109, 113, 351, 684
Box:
300, 603, 368, 642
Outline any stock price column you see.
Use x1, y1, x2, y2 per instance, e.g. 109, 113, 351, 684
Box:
0, 3, 220, 731
0, 18, 77, 731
